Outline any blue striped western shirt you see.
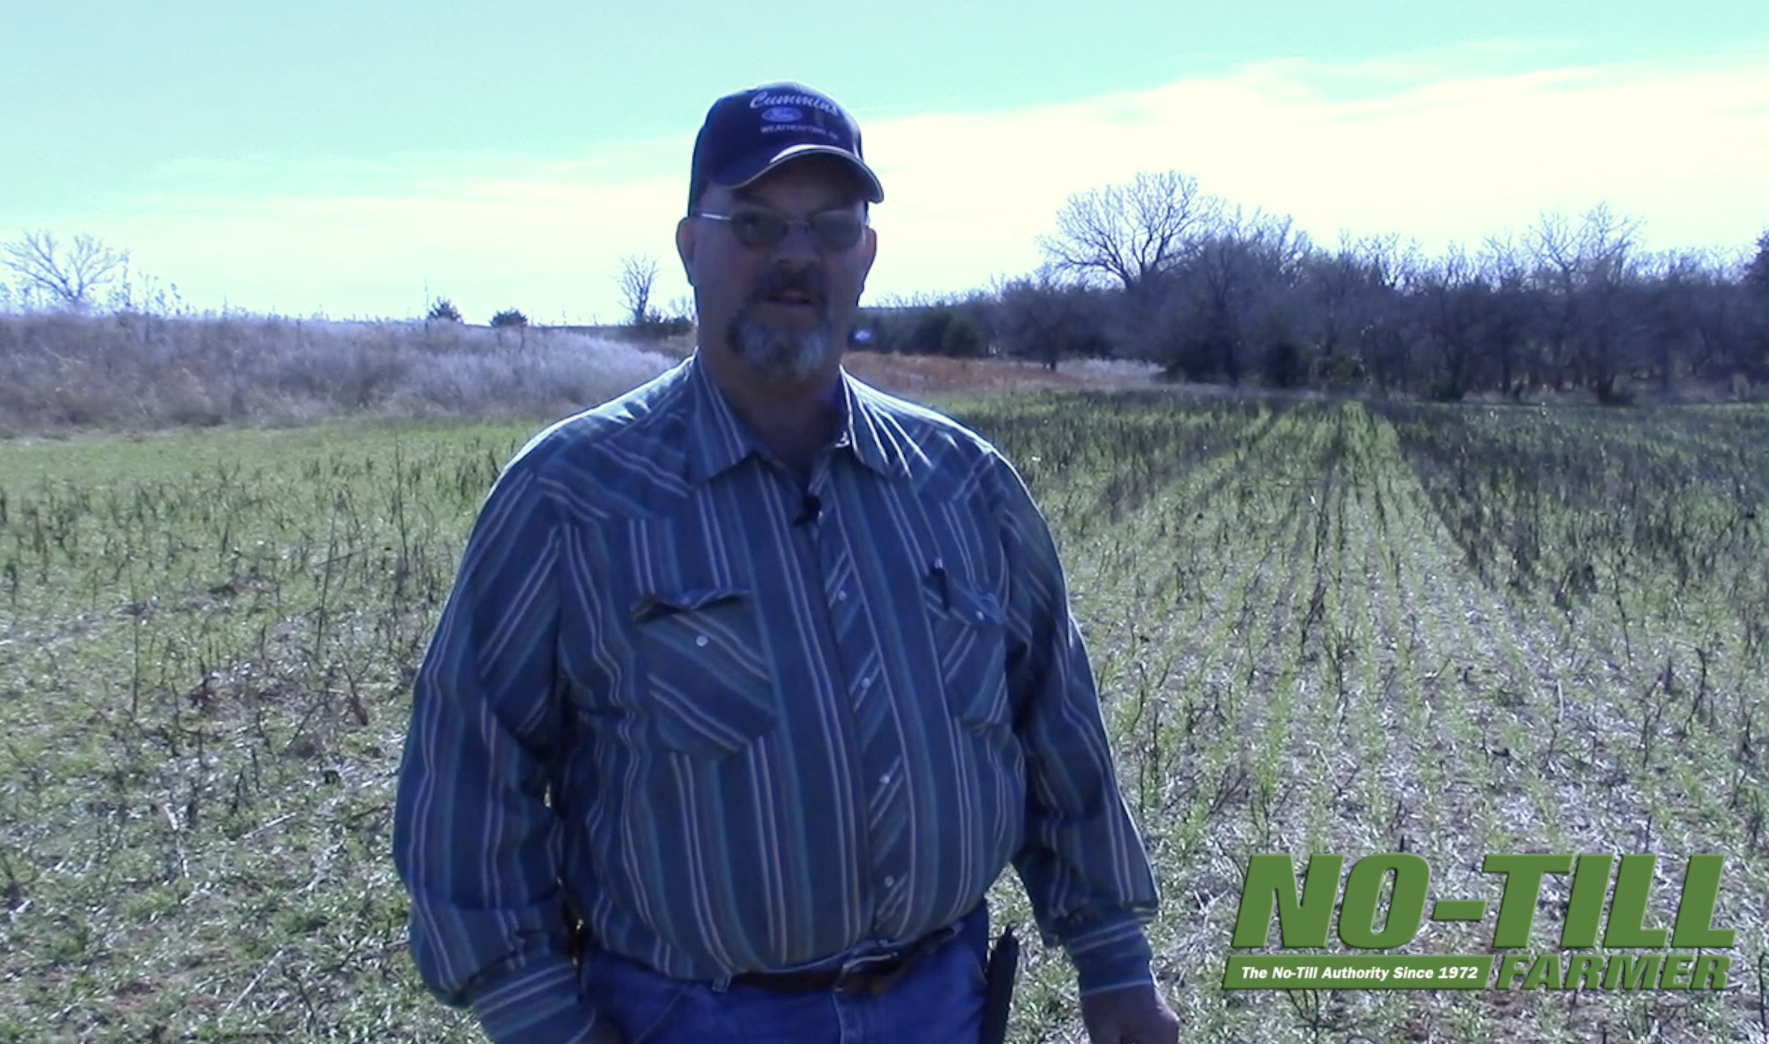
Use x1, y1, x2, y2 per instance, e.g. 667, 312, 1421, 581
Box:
394, 355, 1159, 1043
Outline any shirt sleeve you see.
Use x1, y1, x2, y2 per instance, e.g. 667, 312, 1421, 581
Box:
393, 454, 606, 1043
993, 454, 1162, 997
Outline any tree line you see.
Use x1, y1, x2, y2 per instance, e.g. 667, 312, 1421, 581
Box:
9, 174, 1767, 402
0, 232, 693, 338
863, 171, 1769, 402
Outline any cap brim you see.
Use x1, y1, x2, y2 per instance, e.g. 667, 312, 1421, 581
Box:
717, 144, 884, 204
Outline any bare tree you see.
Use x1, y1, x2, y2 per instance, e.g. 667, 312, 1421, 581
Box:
994, 266, 1108, 371
1523, 211, 1581, 389
1345, 235, 1420, 393
1645, 249, 1749, 391
1159, 208, 1308, 383
2, 231, 130, 311
1416, 244, 1492, 400
1476, 235, 1533, 395
1524, 204, 1646, 399
1538, 205, 1645, 400
1297, 233, 1412, 387
1301, 237, 1369, 363
1038, 171, 1219, 293
616, 254, 660, 327
1747, 230, 1769, 296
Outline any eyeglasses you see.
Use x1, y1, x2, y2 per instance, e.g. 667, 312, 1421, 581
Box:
697, 209, 867, 253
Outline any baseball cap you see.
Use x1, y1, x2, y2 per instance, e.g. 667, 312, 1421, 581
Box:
688, 82, 885, 215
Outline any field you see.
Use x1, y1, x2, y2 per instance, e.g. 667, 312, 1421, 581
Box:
1, 391, 1766, 1042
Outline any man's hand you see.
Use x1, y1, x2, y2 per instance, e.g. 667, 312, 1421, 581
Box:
1079, 983, 1180, 1044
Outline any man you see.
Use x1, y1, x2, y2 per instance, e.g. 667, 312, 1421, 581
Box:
394, 82, 1179, 1044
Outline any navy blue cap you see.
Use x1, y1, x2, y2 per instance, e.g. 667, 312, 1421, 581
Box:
688, 82, 884, 215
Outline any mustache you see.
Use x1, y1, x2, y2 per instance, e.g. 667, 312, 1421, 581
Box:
746, 266, 829, 307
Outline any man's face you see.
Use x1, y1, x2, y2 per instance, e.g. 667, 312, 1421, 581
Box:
676, 156, 877, 384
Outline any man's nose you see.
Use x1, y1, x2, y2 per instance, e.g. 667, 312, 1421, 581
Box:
770, 221, 823, 262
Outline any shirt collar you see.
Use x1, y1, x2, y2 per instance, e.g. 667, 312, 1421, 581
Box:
683, 353, 904, 485
835, 370, 905, 480
682, 354, 754, 485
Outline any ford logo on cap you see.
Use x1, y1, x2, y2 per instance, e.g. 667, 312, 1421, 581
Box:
761, 106, 803, 123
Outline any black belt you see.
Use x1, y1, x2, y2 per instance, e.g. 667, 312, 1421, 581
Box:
731, 918, 966, 997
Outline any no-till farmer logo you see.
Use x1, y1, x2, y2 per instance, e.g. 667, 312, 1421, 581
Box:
1225, 854, 1734, 992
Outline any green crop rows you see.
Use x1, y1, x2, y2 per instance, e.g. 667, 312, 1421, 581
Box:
1, 397, 1765, 1043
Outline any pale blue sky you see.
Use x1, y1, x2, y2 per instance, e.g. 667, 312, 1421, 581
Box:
5, 1, 1767, 322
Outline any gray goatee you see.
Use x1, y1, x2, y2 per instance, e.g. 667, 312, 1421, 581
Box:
728, 311, 836, 381
727, 266, 838, 380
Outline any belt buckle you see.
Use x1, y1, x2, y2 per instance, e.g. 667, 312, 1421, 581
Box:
831, 919, 963, 996
832, 951, 905, 996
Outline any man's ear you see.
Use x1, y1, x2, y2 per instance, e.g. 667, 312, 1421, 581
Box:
857, 224, 878, 294
675, 217, 697, 286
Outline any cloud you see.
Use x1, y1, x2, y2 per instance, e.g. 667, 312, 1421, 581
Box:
64, 50, 1769, 319
865, 52, 1769, 298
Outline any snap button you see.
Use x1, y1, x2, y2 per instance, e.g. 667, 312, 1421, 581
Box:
695, 634, 709, 647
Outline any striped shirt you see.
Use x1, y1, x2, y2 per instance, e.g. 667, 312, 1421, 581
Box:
394, 356, 1159, 1043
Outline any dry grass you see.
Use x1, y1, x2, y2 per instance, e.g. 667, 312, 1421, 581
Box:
0, 314, 676, 435
0, 312, 1163, 438
841, 351, 1160, 398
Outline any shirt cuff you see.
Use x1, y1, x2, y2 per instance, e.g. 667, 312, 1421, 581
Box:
1063, 914, 1156, 997
471, 955, 603, 1044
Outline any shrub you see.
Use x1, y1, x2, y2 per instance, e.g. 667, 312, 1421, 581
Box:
1320, 352, 1366, 387
904, 307, 987, 357
632, 311, 695, 340
940, 312, 986, 357
1261, 338, 1309, 389
427, 298, 463, 322
1426, 376, 1467, 403
489, 309, 528, 328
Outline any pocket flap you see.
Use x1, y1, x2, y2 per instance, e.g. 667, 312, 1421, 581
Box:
630, 586, 746, 623
947, 580, 1003, 627
925, 560, 1003, 626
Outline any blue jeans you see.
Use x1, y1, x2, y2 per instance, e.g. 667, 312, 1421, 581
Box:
585, 906, 989, 1044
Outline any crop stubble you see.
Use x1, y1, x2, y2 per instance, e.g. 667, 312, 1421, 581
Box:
0, 397, 1764, 1043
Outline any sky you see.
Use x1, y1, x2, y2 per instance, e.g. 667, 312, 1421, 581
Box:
4, 1, 1768, 324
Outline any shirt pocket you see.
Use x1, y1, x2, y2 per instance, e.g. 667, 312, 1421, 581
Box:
631, 586, 778, 758
922, 559, 1011, 730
